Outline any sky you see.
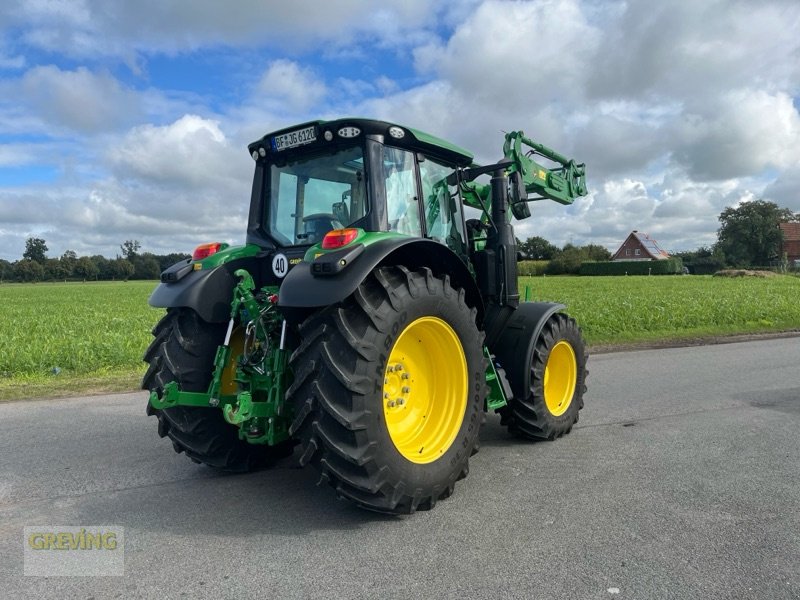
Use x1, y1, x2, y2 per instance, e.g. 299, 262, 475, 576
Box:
1, 0, 799, 261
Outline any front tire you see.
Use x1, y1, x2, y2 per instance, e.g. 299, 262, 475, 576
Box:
142, 308, 286, 471
500, 313, 587, 440
287, 266, 486, 514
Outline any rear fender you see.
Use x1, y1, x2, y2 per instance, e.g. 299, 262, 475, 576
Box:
149, 263, 246, 323
278, 238, 484, 322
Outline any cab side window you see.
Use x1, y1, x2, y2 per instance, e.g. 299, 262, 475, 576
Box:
384, 147, 421, 236
419, 159, 467, 255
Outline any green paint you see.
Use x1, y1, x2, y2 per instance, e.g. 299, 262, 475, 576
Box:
302, 229, 411, 262
408, 127, 473, 161
195, 244, 261, 269
148, 268, 292, 446
484, 347, 508, 411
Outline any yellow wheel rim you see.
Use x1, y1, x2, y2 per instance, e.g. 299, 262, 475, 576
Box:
543, 340, 577, 417
383, 317, 468, 464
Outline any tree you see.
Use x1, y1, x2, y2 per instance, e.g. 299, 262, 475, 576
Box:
0, 258, 12, 283
547, 244, 585, 274
44, 258, 69, 280
90, 255, 113, 280
75, 256, 99, 280
23, 237, 48, 264
14, 259, 44, 282
60, 250, 78, 279
158, 252, 192, 272
582, 243, 612, 262
120, 240, 141, 260
111, 258, 135, 281
132, 253, 161, 280
518, 236, 559, 260
715, 200, 797, 267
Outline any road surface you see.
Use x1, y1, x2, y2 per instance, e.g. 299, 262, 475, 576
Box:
1, 337, 799, 599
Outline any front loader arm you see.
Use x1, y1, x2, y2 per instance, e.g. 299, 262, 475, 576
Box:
457, 131, 586, 225
503, 131, 586, 206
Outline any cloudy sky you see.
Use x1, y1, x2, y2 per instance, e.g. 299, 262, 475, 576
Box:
1, 0, 799, 261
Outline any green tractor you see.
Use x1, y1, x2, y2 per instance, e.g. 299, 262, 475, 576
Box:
144, 118, 588, 513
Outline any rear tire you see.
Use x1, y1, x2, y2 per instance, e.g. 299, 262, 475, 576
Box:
142, 308, 289, 472
287, 266, 486, 514
500, 313, 587, 440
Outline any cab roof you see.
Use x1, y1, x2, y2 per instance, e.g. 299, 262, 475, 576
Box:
248, 118, 474, 167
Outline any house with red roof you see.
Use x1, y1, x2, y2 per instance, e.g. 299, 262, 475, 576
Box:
779, 222, 800, 264
612, 231, 670, 261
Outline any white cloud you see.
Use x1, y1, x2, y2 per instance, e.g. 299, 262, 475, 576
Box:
414, 0, 599, 109
0, 52, 25, 69
672, 90, 800, 181
587, 0, 800, 100
2, 0, 800, 261
0, 143, 37, 167
113, 115, 229, 184
763, 169, 800, 212
257, 60, 328, 113
15, 65, 141, 133
7, 0, 444, 59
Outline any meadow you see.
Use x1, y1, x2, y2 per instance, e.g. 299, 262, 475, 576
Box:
1, 274, 799, 400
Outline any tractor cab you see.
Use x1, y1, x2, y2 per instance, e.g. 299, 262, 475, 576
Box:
245, 118, 475, 260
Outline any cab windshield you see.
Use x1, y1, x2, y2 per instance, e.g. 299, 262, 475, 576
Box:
267, 146, 367, 246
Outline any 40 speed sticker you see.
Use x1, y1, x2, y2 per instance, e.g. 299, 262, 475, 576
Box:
272, 253, 288, 278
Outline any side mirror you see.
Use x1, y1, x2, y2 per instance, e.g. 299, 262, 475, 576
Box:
509, 171, 531, 220
332, 200, 350, 224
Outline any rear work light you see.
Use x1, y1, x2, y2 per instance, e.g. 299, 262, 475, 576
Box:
192, 242, 224, 260
321, 228, 359, 250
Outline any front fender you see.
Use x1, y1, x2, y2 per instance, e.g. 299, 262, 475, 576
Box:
486, 302, 565, 401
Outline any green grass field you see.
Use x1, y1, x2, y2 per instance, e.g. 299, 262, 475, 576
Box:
520, 274, 800, 344
1, 275, 799, 400
0, 281, 161, 401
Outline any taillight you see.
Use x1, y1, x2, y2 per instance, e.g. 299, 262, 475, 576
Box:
321, 228, 359, 249
192, 242, 223, 260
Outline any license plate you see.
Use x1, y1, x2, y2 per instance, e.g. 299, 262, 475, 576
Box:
271, 126, 317, 151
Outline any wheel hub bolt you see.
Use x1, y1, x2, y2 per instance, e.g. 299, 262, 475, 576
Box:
384, 392, 390, 399
397, 398, 405, 406
402, 373, 410, 380
402, 387, 410, 394
387, 366, 394, 373
395, 364, 403, 371
387, 400, 396, 408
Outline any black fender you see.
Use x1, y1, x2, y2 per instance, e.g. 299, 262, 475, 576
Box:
148, 256, 270, 323
149, 266, 238, 323
278, 238, 484, 322
485, 301, 565, 401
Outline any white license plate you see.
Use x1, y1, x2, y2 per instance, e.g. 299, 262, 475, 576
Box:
271, 126, 317, 151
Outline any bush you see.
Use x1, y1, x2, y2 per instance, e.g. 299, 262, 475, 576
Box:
517, 260, 549, 276
579, 258, 684, 276
690, 256, 726, 275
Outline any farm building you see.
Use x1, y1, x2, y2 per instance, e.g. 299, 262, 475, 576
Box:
612, 231, 670, 261
780, 222, 800, 264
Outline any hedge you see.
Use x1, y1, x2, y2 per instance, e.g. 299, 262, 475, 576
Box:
579, 258, 684, 276
517, 260, 550, 276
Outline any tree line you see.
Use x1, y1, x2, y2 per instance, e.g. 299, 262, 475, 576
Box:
518, 200, 799, 276
4, 200, 796, 282
0, 238, 190, 283
516, 237, 612, 275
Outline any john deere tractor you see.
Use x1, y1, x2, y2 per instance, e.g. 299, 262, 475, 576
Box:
144, 118, 588, 513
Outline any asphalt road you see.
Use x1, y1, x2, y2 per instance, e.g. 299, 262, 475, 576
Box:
1, 337, 799, 599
